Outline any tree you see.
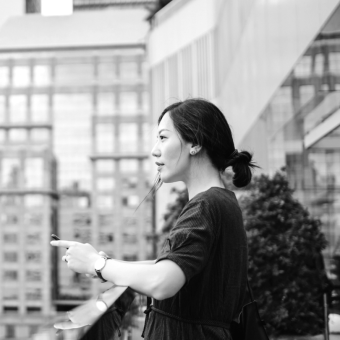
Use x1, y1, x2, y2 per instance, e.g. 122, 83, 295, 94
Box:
239, 171, 328, 336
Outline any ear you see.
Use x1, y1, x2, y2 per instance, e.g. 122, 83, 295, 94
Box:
189, 145, 202, 155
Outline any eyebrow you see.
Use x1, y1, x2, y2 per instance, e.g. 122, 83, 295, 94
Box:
158, 129, 170, 134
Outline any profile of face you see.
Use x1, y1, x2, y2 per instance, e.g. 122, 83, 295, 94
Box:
151, 112, 192, 183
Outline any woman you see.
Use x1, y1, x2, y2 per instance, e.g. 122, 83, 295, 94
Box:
51, 98, 257, 340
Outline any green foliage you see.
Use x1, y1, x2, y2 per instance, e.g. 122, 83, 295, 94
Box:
239, 171, 328, 336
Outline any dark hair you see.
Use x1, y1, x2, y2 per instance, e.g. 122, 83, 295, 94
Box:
158, 98, 258, 188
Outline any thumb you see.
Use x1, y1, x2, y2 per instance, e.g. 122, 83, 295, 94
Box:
98, 251, 108, 257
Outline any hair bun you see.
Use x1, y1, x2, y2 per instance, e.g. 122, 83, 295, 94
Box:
229, 150, 258, 188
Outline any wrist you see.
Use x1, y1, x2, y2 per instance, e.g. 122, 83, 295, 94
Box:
89, 254, 102, 276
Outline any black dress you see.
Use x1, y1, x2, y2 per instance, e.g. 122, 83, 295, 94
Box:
143, 187, 248, 340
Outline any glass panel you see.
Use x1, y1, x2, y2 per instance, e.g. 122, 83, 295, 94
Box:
12, 66, 30, 87
9, 95, 27, 123
24, 211, 43, 224
9, 128, 27, 142
33, 65, 50, 86
329, 52, 340, 74
31, 94, 49, 122
55, 63, 93, 84
26, 251, 41, 262
97, 92, 115, 116
96, 178, 115, 191
0, 95, 6, 122
26, 270, 41, 281
142, 91, 149, 114
3, 270, 18, 281
97, 195, 114, 209
0, 195, 21, 206
26, 288, 42, 300
24, 158, 44, 188
294, 56, 312, 77
98, 62, 116, 81
120, 159, 138, 172
0, 130, 5, 142
1, 158, 20, 188
98, 213, 113, 227
120, 62, 138, 79
3, 233, 17, 243
143, 123, 150, 152
95, 160, 115, 173
119, 123, 138, 152
24, 195, 44, 207
120, 92, 138, 115
31, 128, 50, 142
314, 54, 324, 75
99, 232, 114, 244
1, 213, 19, 225
53, 94, 92, 191
95, 123, 114, 153
0, 66, 9, 87
26, 232, 41, 243
122, 194, 139, 208
4, 252, 18, 262
3, 288, 18, 300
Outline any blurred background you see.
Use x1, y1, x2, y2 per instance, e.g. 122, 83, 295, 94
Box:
0, 0, 340, 339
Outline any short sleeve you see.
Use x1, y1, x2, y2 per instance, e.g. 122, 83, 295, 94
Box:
156, 199, 216, 282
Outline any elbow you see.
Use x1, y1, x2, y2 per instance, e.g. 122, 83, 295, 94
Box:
151, 275, 182, 301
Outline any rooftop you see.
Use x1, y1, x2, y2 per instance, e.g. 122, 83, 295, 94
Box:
0, 8, 150, 52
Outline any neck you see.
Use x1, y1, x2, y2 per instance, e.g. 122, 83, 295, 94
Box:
185, 161, 224, 200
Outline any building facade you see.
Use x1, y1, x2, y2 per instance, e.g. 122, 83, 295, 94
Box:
0, 8, 152, 339
147, 0, 340, 271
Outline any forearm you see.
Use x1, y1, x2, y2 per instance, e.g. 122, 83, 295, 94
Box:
99, 259, 185, 300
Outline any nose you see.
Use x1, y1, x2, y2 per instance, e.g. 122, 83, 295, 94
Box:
151, 141, 161, 158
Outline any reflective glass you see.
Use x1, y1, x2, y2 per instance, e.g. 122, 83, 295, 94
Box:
314, 54, 324, 75
97, 92, 115, 116
31, 128, 50, 142
0, 66, 9, 87
97, 195, 114, 209
294, 56, 312, 77
33, 65, 50, 86
9, 128, 27, 142
0, 130, 5, 142
96, 178, 115, 191
329, 52, 340, 74
0, 95, 6, 123
120, 92, 138, 115
24, 195, 44, 207
4, 252, 18, 262
12, 66, 30, 87
142, 123, 150, 152
3, 288, 18, 301
98, 62, 116, 82
1, 158, 20, 188
119, 123, 138, 152
9, 95, 27, 123
55, 63, 93, 84
26, 288, 42, 300
95, 160, 115, 173
95, 123, 114, 153
142, 91, 149, 114
24, 158, 44, 189
3, 270, 18, 281
120, 159, 138, 172
31, 94, 49, 122
120, 62, 138, 79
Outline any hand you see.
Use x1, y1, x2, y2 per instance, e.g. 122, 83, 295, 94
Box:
50, 240, 101, 275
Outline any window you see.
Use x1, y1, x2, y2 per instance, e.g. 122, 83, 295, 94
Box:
99, 232, 114, 244
142, 91, 149, 114
143, 159, 151, 173
0, 129, 5, 142
3, 233, 17, 243
9, 95, 27, 123
122, 195, 139, 208
314, 54, 324, 75
5, 325, 15, 338
119, 92, 138, 115
26, 288, 42, 300
97, 92, 116, 116
97, 178, 115, 191
98, 214, 113, 227
25, 158, 44, 188
27, 307, 41, 313
142, 123, 150, 152
122, 176, 138, 189
26, 270, 41, 281
120, 159, 138, 172
26, 251, 41, 262
0, 66, 9, 87
3, 288, 18, 301
31, 94, 49, 122
98, 62, 116, 82
4, 252, 18, 262
9, 128, 27, 142
0, 95, 6, 123
299, 85, 315, 108
55, 63, 93, 84
31, 128, 50, 142
26, 232, 40, 243
294, 56, 312, 77
24, 195, 44, 207
12, 65, 30, 87
73, 228, 91, 243
0, 195, 21, 206
3, 270, 18, 281
123, 233, 137, 244
97, 195, 114, 209
1, 213, 19, 225
95, 123, 115, 153
33, 65, 50, 86
73, 213, 91, 227
120, 62, 138, 80
329, 52, 340, 74
24, 212, 43, 225
119, 123, 138, 152
96, 160, 115, 173
1, 158, 20, 188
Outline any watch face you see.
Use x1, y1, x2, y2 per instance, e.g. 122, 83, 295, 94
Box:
94, 257, 106, 271
96, 300, 108, 312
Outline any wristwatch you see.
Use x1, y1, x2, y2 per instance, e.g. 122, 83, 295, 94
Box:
94, 256, 110, 283
96, 295, 108, 313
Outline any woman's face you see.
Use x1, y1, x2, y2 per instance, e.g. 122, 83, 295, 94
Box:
151, 113, 191, 183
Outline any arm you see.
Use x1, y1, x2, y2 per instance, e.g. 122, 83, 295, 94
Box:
50, 241, 185, 300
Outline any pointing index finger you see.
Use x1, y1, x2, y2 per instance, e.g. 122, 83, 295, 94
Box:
50, 240, 76, 248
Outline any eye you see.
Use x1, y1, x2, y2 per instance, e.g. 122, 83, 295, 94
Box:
159, 135, 167, 141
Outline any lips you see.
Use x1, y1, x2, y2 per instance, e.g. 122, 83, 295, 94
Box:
155, 162, 164, 172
